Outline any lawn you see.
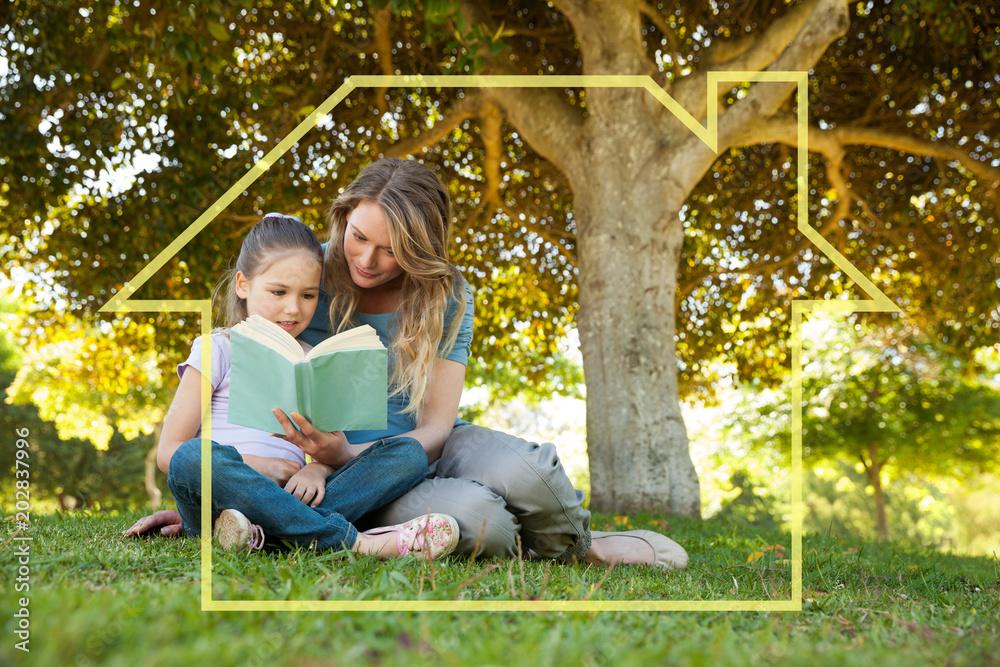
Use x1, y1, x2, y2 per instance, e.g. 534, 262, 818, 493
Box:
1, 510, 997, 666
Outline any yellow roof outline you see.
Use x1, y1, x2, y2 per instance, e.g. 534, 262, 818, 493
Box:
99, 73, 899, 613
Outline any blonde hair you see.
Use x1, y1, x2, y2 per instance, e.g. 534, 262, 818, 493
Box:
325, 159, 465, 417
213, 213, 324, 328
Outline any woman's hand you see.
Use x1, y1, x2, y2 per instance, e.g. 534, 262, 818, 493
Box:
270, 409, 353, 468
122, 510, 184, 537
242, 454, 302, 487
284, 462, 334, 507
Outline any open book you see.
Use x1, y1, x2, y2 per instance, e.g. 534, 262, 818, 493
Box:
227, 314, 388, 433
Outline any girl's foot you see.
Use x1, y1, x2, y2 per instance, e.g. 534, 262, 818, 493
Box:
359, 513, 459, 559
213, 509, 266, 552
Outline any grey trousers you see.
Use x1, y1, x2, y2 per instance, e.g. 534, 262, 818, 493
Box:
359, 423, 592, 560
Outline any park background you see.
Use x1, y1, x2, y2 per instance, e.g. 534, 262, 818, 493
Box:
2, 0, 999, 665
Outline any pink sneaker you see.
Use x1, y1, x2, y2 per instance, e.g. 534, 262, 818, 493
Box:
213, 509, 266, 552
362, 513, 459, 559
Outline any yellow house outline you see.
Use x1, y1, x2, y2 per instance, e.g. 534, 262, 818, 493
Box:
99, 73, 898, 612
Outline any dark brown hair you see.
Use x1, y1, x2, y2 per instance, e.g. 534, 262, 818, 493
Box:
213, 213, 323, 327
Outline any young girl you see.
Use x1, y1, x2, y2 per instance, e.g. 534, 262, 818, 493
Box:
124, 213, 459, 560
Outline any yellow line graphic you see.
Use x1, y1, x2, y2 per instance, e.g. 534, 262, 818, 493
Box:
98, 74, 897, 612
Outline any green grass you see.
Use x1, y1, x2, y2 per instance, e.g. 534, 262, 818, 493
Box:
2, 510, 997, 666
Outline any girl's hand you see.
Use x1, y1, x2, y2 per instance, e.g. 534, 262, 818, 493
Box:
241, 454, 302, 487
122, 510, 184, 537
284, 462, 334, 507
270, 409, 353, 468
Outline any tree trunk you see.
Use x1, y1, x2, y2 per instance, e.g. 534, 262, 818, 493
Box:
145, 421, 163, 508
464, 0, 854, 517
867, 443, 890, 541
573, 148, 701, 516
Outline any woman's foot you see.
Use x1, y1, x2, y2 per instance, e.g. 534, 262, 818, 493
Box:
358, 513, 459, 559
583, 530, 688, 570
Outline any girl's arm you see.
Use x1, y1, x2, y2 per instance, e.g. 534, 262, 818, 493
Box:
156, 368, 206, 473
273, 357, 467, 467
128, 368, 206, 538
131, 366, 304, 539
241, 454, 302, 487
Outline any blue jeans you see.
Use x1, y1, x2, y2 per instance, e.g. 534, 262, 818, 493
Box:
167, 437, 428, 550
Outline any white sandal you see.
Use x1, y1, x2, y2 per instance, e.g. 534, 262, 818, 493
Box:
362, 513, 459, 559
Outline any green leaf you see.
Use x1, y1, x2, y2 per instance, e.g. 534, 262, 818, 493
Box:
388, 570, 415, 590
207, 22, 230, 43
424, 0, 455, 24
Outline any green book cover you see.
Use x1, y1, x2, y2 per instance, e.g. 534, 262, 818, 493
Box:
227, 316, 388, 433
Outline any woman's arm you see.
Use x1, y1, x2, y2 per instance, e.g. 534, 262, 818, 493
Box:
400, 357, 466, 464
272, 357, 467, 466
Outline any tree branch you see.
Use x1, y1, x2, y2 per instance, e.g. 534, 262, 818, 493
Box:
543, 0, 591, 28
678, 209, 843, 302
735, 115, 1000, 212
713, 0, 824, 71
459, 0, 586, 173
703, 34, 754, 67
502, 203, 577, 266
672, 0, 826, 130
714, 0, 851, 152
839, 126, 1000, 212
479, 100, 506, 210
381, 95, 480, 159
372, 5, 395, 115
859, 451, 871, 474
699, 114, 1000, 295
638, 1, 682, 81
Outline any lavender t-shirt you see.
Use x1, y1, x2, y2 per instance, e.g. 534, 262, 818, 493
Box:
178, 333, 307, 466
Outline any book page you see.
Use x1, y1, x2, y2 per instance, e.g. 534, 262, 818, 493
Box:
306, 324, 384, 359
229, 314, 306, 363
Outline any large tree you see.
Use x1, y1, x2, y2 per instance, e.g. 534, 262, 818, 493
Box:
3, 0, 998, 515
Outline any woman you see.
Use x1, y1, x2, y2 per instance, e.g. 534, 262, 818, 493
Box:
278, 158, 687, 570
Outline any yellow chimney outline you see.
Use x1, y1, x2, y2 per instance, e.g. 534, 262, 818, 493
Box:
99, 73, 898, 612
